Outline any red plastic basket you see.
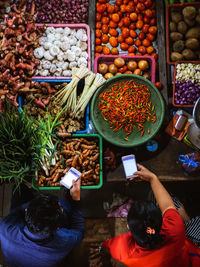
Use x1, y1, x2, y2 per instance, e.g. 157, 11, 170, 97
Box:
94, 55, 156, 83
173, 61, 200, 107
166, 2, 200, 65
32, 24, 91, 80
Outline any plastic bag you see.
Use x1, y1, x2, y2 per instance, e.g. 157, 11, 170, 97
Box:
179, 151, 200, 173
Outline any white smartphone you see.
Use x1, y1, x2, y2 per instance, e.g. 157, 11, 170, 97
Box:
60, 167, 81, 189
122, 154, 138, 179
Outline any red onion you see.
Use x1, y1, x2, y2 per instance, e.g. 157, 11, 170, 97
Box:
174, 80, 200, 105
12, 0, 88, 23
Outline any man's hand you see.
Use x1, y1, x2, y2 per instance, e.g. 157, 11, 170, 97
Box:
70, 178, 81, 201
134, 164, 157, 182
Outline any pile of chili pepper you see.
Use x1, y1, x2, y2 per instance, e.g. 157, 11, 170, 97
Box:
98, 80, 156, 139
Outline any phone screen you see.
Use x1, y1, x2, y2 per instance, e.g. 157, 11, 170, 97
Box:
122, 155, 137, 178
60, 168, 81, 189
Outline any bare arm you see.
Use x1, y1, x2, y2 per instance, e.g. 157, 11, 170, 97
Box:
134, 164, 175, 214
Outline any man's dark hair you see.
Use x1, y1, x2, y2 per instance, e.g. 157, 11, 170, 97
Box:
25, 194, 63, 237
127, 200, 164, 250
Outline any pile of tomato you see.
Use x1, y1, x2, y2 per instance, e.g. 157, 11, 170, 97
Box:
95, 0, 158, 60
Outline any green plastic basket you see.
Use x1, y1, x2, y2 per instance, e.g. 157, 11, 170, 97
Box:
91, 74, 165, 147
32, 134, 103, 190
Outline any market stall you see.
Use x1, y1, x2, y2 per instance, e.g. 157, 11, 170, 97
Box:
0, 0, 200, 194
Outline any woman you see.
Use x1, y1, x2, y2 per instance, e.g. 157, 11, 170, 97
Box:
102, 164, 200, 267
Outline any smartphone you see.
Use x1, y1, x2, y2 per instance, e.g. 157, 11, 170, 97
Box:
122, 154, 138, 179
60, 167, 81, 189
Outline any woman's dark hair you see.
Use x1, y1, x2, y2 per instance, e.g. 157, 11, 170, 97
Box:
127, 200, 164, 250
25, 194, 63, 237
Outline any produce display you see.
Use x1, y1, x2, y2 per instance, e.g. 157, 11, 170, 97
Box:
0, 3, 45, 111
34, 26, 89, 77
168, 4, 200, 62
37, 136, 101, 187
97, 56, 153, 81
98, 79, 156, 138
174, 63, 200, 106
23, 82, 86, 133
11, 0, 89, 24
95, 0, 158, 58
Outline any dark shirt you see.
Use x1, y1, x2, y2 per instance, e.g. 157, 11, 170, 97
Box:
0, 199, 84, 267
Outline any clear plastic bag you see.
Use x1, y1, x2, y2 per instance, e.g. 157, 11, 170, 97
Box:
179, 151, 200, 173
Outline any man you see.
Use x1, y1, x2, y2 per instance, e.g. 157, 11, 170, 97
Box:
0, 179, 84, 267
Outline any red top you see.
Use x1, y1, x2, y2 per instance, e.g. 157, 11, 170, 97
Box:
102, 209, 200, 267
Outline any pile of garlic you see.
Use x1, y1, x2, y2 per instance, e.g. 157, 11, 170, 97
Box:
34, 27, 88, 77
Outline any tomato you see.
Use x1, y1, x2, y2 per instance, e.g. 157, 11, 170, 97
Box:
96, 13, 102, 21
123, 0, 129, 4
125, 5, 134, 13
138, 32, 145, 40
101, 34, 109, 44
125, 36, 134, 45
114, 4, 120, 12
155, 82, 163, 89
95, 38, 101, 45
145, 9, 153, 18
151, 52, 158, 60
102, 46, 110, 55
150, 18, 156, 25
109, 28, 118, 37
97, 4, 106, 13
136, 52, 142, 56
142, 39, 151, 47
136, 20, 143, 29
118, 65, 127, 73
137, 3, 145, 10
96, 22, 102, 29
123, 17, 131, 26
120, 42, 129, 51
129, 23, 136, 30
122, 27, 130, 38
137, 14, 143, 20
95, 52, 100, 57
107, 4, 115, 13
148, 26, 157, 35
118, 19, 124, 28
116, 0, 122, 5
120, 4, 126, 13
95, 45, 103, 53
109, 20, 118, 28
95, 29, 102, 38
128, 46, 136, 53
146, 45, 155, 54
134, 0, 138, 4
134, 39, 141, 47
147, 33, 155, 41
102, 24, 109, 34
144, 0, 152, 8
109, 36, 118, 47
102, 11, 108, 17
111, 47, 119, 55
142, 24, 149, 33
130, 12, 137, 21
138, 45, 146, 54
98, 0, 108, 3
130, 29, 137, 38
117, 35, 124, 43
143, 16, 150, 24
101, 16, 109, 24
111, 13, 120, 22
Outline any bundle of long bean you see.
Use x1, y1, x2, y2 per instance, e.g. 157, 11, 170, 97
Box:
98, 80, 156, 137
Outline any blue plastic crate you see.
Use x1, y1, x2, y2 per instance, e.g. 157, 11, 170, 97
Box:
18, 79, 89, 134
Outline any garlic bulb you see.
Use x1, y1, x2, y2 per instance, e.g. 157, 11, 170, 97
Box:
49, 46, 60, 57
34, 47, 45, 59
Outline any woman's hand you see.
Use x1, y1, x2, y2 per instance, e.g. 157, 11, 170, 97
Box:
134, 164, 157, 182
70, 178, 81, 201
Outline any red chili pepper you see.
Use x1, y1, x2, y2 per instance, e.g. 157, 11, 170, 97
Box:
98, 80, 156, 137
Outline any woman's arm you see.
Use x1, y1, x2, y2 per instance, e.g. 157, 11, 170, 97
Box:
134, 164, 175, 214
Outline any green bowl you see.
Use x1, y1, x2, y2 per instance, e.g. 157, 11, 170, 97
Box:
91, 74, 165, 147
